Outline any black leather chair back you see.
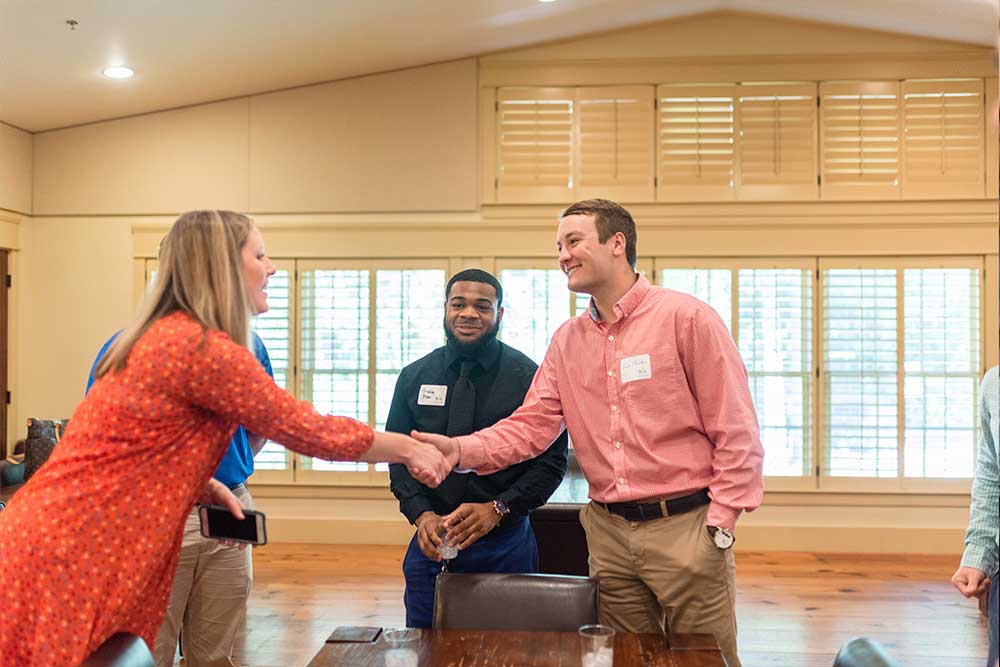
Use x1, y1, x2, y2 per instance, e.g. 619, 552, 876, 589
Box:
433, 572, 599, 631
79, 633, 154, 667
833, 637, 900, 667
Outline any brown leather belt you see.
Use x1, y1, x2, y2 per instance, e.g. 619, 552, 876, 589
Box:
594, 489, 710, 522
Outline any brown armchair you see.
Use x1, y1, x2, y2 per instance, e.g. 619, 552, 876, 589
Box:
432, 572, 599, 632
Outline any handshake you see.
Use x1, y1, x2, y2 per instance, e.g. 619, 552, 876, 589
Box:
394, 430, 462, 488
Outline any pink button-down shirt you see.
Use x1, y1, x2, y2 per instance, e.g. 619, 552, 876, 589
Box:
457, 275, 763, 529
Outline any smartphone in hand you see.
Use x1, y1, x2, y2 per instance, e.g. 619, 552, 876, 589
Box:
197, 504, 267, 545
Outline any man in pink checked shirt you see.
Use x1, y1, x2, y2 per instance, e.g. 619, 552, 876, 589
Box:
415, 198, 763, 667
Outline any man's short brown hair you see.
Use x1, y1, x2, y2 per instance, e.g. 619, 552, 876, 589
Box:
560, 199, 637, 269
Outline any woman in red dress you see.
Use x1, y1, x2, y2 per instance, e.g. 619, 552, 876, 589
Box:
0, 210, 450, 666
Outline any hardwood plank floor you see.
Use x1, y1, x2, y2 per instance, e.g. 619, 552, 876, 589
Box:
228, 545, 989, 667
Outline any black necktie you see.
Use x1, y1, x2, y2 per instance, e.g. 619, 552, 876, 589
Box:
436, 360, 476, 504
446, 360, 476, 436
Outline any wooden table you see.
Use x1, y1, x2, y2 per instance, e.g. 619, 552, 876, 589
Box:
307, 628, 725, 666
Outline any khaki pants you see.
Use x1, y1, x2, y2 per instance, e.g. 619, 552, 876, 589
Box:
153, 485, 254, 667
580, 501, 740, 667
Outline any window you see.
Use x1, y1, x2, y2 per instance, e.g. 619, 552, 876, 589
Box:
250, 265, 294, 476
657, 84, 738, 202
657, 260, 813, 483
820, 259, 982, 491
497, 266, 572, 364
738, 267, 813, 478
903, 268, 980, 478
901, 79, 985, 199
296, 261, 446, 483
659, 266, 733, 332
822, 268, 898, 479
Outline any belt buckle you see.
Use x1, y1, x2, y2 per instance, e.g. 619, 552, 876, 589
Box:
658, 499, 670, 518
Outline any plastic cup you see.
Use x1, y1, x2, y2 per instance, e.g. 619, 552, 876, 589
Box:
579, 624, 615, 667
382, 628, 418, 667
437, 527, 458, 560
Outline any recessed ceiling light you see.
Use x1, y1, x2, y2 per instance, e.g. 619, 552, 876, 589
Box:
103, 66, 134, 79
538, 0, 558, 3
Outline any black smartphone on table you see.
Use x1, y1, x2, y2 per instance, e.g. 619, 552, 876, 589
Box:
197, 504, 267, 545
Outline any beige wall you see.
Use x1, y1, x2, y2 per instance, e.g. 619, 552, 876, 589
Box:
31, 59, 478, 216
0, 122, 32, 215
33, 101, 251, 215
11, 217, 145, 426
249, 58, 478, 213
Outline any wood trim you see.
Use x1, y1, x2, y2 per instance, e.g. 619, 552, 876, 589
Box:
0, 250, 7, 458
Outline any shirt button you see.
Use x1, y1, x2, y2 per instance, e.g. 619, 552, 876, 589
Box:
611, 405, 618, 412
617, 477, 625, 484
608, 335, 615, 342
615, 441, 621, 449
607, 370, 614, 377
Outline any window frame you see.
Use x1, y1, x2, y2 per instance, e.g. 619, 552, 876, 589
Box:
817, 255, 984, 493
294, 258, 449, 487
655, 257, 819, 491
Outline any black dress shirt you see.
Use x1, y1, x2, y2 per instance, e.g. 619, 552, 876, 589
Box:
387, 337, 569, 531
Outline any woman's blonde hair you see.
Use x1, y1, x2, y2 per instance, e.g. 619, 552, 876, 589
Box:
95, 210, 255, 378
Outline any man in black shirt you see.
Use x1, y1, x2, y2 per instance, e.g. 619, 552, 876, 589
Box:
388, 269, 569, 628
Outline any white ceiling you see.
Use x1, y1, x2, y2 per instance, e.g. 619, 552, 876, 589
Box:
2, 0, 997, 133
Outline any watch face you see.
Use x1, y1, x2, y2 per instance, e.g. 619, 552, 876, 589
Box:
713, 529, 734, 549
494, 499, 509, 515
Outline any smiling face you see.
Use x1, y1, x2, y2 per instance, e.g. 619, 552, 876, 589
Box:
444, 280, 503, 346
241, 226, 276, 315
556, 213, 624, 294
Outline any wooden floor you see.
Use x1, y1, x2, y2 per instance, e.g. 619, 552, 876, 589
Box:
230, 544, 989, 667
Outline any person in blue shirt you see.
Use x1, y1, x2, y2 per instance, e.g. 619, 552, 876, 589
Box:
87, 327, 274, 667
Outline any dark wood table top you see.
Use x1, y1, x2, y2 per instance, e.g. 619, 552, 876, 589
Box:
308, 628, 725, 667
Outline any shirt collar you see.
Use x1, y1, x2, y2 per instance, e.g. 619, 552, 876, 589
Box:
444, 335, 501, 371
588, 273, 650, 322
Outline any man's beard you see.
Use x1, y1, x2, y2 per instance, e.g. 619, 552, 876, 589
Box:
444, 318, 501, 358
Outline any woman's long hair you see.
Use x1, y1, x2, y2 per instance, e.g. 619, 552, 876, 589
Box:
94, 210, 254, 378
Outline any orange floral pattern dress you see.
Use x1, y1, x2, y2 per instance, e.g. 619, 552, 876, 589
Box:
0, 312, 374, 666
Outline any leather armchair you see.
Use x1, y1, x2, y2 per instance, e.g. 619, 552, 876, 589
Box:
433, 572, 599, 632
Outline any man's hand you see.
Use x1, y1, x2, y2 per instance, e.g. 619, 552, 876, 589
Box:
951, 565, 991, 598
196, 478, 248, 551
443, 502, 502, 550
414, 512, 445, 561
411, 431, 461, 469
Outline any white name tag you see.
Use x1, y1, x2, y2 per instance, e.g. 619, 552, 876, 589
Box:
417, 384, 448, 406
620, 354, 652, 384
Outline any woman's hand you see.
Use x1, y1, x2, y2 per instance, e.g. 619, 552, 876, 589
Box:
197, 478, 248, 550
360, 431, 453, 487
410, 430, 461, 469
403, 438, 452, 488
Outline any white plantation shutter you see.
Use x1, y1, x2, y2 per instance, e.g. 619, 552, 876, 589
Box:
496, 87, 574, 203
574, 86, 655, 201
901, 79, 985, 199
986, 78, 998, 200
657, 84, 738, 201
250, 266, 293, 475
299, 268, 370, 474
658, 267, 733, 332
498, 267, 571, 365
374, 268, 445, 438
903, 267, 980, 478
822, 268, 898, 478
738, 83, 818, 200
738, 268, 813, 477
820, 81, 901, 200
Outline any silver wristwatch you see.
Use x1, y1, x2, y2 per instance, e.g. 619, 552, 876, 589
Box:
707, 526, 735, 549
